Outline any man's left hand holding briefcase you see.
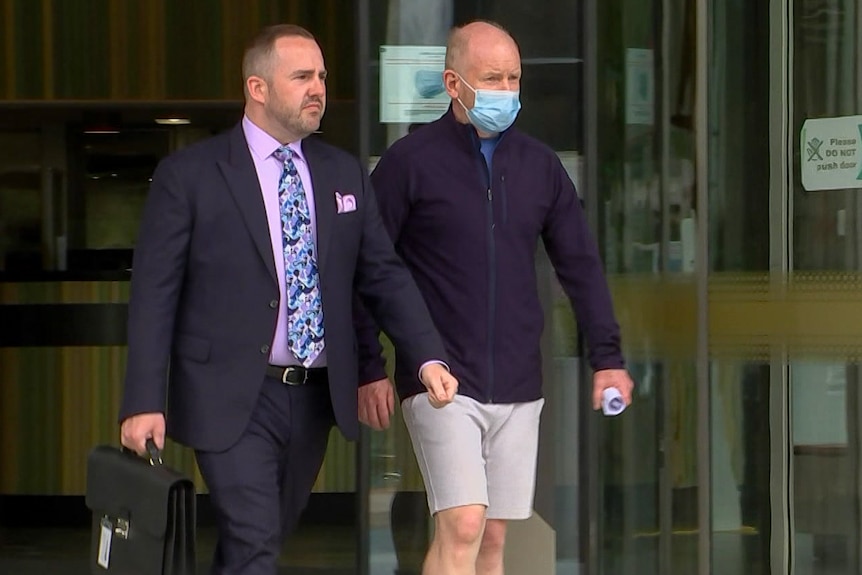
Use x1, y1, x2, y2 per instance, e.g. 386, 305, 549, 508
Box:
85, 438, 196, 575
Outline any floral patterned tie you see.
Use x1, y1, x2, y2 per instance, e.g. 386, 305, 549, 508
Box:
274, 146, 324, 366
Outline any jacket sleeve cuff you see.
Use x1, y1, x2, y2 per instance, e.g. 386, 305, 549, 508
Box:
417, 360, 449, 381
591, 359, 626, 372
358, 359, 388, 386
354, 294, 389, 385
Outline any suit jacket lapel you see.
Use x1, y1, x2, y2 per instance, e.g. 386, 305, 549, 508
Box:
303, 137, 335, 272
217, 124, 278, 284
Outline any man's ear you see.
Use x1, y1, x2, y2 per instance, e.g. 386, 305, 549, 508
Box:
246, 75, 268, 104
443, 69, 460, 100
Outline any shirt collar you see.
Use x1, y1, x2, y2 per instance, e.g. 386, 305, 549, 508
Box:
443, 105, 511, 153
242, 115, 306, 164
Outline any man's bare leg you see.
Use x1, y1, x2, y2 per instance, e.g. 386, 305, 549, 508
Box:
423, 504, 486, 575
476, 519, 507, 575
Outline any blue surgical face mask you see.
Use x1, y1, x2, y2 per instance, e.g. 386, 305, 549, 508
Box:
456, 74, 521, 134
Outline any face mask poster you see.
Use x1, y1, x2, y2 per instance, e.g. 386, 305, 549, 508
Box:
801, 115, 862, 191
379, 45, 449, 124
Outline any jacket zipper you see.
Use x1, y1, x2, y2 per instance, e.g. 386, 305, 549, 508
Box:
500, 174, 507, 224
473, 131, 502, 403
483, 164, 496, 403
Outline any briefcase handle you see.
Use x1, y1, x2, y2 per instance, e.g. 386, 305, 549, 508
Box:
144, 439, 163, 466
121, 438, 164, 466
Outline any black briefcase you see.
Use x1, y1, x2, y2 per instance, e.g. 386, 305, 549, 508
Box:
85, 440, 196, 575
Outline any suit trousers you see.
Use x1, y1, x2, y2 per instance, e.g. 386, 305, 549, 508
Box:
195, 375, 334, 575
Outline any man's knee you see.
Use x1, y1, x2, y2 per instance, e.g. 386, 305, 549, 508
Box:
435, 505, 486, 548
480, 519, 507, 555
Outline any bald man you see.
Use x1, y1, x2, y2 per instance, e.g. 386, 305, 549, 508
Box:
356, 20, 635, 575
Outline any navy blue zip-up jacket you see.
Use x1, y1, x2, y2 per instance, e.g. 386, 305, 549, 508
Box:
356, 108, 625, 403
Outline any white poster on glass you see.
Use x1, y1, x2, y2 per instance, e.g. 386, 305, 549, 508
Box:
800, 115, 862, 191
625, 48, 654, 126
379, 45, 449, 124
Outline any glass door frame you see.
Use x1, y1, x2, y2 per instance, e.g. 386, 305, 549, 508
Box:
768, 0, 793, 573
356, 2, 373, 574
773, 0, 862, 573
354, 0, 715, 573
582, 0, 711, 573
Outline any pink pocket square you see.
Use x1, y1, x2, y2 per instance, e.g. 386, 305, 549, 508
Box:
335, 192, 357, 214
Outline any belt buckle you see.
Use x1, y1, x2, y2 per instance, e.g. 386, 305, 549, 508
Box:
282, 366, 307, 386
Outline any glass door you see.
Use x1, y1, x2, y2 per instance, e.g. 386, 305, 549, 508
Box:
707, 0, 774, 573
588, 0, 702, 572
359, 1, 589, 573
789, 0, 862, 573
712, 0, 862, 574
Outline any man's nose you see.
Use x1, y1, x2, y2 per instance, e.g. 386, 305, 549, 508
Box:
309, 76, 325, 96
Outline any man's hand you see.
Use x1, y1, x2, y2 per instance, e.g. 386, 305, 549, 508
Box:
592, 369, 634, 410
359, 378, 395, 430
419, 362, 458, 408
120, 412, 166, 455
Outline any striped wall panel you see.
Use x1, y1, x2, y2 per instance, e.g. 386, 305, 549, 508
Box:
0, 0, 354, 101
0, 279, 427, 495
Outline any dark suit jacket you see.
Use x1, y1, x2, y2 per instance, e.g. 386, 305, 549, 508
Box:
119, 122, 446, 452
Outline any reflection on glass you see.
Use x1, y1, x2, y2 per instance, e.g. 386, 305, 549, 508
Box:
790, 0, 862, 573
369, 389, 429, 575
0, 133, 42, 272
595, 0, 663, 566
595, 0, 699, 571
792, 362, 860, 575
709, 0, 773, 573
793, 0, 862, 271
709, 0, 770, 273
80, 131, 163, 258
710, 362, 771, 575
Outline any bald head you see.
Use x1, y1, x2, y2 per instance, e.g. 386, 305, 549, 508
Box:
442, 20, 522, 133
444, 21, 519, 72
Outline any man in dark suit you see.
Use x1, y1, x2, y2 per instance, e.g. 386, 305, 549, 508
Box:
119, 24, 458, 575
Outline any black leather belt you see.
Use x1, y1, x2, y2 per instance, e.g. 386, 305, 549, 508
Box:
266, 365, 328, 386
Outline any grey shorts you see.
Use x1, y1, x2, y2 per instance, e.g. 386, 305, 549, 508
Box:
401, 393, 545, 520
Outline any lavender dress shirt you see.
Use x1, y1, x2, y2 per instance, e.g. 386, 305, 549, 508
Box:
242, 116, 327, 367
